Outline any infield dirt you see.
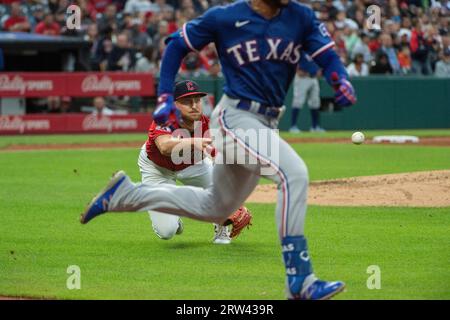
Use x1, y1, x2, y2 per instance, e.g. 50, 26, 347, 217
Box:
249, 170, 450, 207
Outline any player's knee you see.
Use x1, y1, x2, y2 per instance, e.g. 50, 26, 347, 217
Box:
201, 195, 237, 223
214, 200, 241, 223
294, 163, 309, 183
203, 205, 232, 222
282, 160, 309, 186
155, 228, 177, 240
152, 223, 178, 240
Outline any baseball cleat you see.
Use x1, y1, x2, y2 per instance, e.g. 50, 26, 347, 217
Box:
289, 126, 301, 133
296, 279, 346, 300
310, 126, 326, 133
176, 218, 184, 235
213, 224, 231, 244
80, 170, 127, 224
224, 206, 252, 238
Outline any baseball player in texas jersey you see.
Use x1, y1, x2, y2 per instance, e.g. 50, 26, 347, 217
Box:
81, 0, 357, 300
138, 80, 250, 244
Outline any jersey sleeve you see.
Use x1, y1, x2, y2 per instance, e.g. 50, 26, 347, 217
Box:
298, 53, 321, 75
182, 6, 220, 52
148, 122, 172, 144
302, 10, 335, 59
201, 115, 211, 137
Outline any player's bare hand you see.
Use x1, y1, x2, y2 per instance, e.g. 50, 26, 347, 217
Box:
193, 137, 212, 151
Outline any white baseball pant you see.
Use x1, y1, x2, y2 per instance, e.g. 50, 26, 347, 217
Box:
292, 75, 320, 110
137, 144, 214, 239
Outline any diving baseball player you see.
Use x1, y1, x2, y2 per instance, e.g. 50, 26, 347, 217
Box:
138, 80, 247, 244
80, 0, 356, 300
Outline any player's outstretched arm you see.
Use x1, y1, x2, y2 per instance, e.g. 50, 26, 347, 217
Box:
155, 135, 213, 157
153, 34, 191, 125
314, 49, 357, 107
303, 5, 357, 108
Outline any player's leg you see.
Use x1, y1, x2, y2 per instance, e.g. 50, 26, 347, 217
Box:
83, 157, 259, 225
272, 136, 343, 299
214, 98, 344, 299
258, 133, 342, 299
290, 76, 304, 133
148, 211, 183, 239
176, 157, 214, 189
308, 78, 323, 132
301, 78, 316, 132
137, 145, 182, 240
176, 157, 232, 244
214, 99, 309, 236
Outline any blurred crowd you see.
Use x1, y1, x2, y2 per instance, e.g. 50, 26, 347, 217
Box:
0, 0, 228, 78
309, 0, 450, 77
0, 0, 449, 78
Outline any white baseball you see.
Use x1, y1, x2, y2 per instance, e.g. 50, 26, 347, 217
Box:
352, 131, 365, 145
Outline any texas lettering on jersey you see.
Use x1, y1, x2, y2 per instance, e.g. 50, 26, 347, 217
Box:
178, 0, 335, 106
226, 38, 302, 66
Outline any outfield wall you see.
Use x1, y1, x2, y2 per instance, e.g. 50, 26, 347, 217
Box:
194, 76, 450, 131
0, 113, 150, 134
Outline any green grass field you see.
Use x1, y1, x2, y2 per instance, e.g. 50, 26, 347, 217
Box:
0, 131, 449, 300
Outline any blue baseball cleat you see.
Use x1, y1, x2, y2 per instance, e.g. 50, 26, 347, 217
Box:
80, 171, 127, 224
294, 279, 346, 300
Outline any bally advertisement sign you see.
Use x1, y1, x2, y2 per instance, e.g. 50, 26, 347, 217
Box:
0, 114, 151, 134
0, 73, 65, 97
0, 72, 155, 97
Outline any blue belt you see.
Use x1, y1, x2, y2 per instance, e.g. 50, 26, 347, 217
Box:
235, 99, 281, 118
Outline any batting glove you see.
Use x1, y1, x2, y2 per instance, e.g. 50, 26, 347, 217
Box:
331, 72, 357, 107
153, 93, 175, 125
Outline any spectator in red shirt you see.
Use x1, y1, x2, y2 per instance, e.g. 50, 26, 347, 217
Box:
3, 2, 31, 32
410, 20, 433, 75
89, 0, 113, 15
35, 13, 61, 36
368, 32, 382, 53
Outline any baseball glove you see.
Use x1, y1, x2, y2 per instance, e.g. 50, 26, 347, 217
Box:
224, 206, 253, 238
